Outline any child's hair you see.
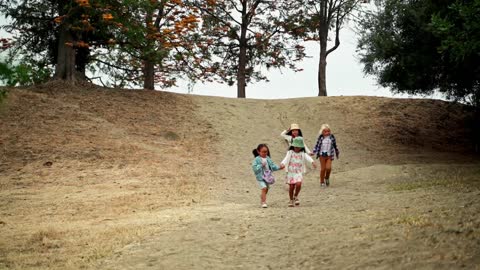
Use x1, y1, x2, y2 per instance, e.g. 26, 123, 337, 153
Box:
288, 129, 303, 137
289, 146, 305, 152
252, 144, 271, 158
318, 124, 331, 136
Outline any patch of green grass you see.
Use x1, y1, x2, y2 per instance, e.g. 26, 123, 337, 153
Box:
390, 165, 480, 191
163, 131, 180, 141
391, 178, 451, 191
394, 215, 433, 227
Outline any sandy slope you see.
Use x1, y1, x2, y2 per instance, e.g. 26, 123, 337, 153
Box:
0, 84, 479, 269
101, 94, 480, 269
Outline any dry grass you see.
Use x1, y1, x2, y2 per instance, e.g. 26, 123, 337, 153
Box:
0, 82, 217, 269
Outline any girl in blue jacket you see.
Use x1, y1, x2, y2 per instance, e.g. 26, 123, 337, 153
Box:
252, 144, 284, 208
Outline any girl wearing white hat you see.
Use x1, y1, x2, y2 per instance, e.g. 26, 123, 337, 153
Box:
280, 123, 313, 155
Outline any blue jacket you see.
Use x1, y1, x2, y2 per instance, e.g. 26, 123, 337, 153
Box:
252, 156, 281, 181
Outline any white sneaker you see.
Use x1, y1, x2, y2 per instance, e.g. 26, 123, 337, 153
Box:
288, 200, 294, 207
321, 183, 326, 188
261, 203, 268, 208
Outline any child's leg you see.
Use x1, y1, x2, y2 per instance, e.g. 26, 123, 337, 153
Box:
320, 157, 327, 184
261, 187, 268, 203
289, 184, 295, 200
294, 182, 302, 197
325, 158, 332, 179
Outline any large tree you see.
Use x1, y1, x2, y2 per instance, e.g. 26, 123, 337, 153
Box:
290, 0, 364, 96
357, 0, 480, 150
357, 0, 479, 106
91, 0, 205, 90
192, 0, 306, 98
0, 0, 120, 83
1, 0, 204, 89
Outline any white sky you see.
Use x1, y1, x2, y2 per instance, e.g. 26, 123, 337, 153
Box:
0, 13, 444, 100
169, 24, 443, 100
170, 26, 397, 99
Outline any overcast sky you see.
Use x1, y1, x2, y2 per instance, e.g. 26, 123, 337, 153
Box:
1, 13, 443, 100
170, 25, 396, 99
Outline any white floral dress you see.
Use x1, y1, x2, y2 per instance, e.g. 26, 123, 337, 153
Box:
286, 151, 304, 184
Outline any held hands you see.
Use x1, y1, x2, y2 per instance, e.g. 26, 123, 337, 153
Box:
279, 164, 285, 170
312, 162, 317, 169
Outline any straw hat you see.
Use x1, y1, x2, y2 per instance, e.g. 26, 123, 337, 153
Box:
286, 123, 301, 136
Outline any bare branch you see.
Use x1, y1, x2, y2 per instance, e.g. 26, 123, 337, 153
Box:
326, 12, 341, 55
92, 58, 141, 73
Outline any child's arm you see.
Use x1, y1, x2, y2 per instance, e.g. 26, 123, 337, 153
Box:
280, 151, 291, 169
305, 144, 313, 156
305, 153, 314, 163
280, 130, 290, 141
312, 136, 321, 156
332, 134, 340, 159
267, 158, 284, 171
252, 158, 263, 175
304, 153, 317, 168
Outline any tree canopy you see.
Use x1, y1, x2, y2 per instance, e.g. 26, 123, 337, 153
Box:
357, 0, 480, 107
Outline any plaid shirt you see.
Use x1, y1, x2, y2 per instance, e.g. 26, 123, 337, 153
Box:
313, 134, 340, 160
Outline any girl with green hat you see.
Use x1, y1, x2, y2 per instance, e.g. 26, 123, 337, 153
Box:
280, 137, 316, 207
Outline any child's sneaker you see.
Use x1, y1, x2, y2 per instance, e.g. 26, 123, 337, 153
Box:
321, 183, 326, 188
288, 200, 294, 207
261, 202, 268, 208
325, 178, 330, 186
294, 197, 300, 206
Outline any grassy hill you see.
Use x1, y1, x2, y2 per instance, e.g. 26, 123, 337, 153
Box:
0, 82, 479, 269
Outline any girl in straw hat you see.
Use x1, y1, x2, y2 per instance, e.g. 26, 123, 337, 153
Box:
280, 123, 313, 155
281, 137, 316, 207
313, 124, 340, 188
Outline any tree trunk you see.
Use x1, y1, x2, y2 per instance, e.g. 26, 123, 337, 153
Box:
144, 60, 155, 90
143, 9, 155, 90
237, 2, 248, 98
318, 31, 328, 96
237, 45, 247, 98
474, 108, 480, 153
54, 24, 76, 82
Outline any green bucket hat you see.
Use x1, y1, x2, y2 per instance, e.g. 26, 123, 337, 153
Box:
291, 137, 305, 148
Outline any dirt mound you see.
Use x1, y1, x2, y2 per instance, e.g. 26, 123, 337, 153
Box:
0, 82, 217, 269
0, 82, 477, 269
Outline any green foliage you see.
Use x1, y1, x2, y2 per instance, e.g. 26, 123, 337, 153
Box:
0, 61, 51, 86
0, 0, 210, 89
357, 0, 480, 107
191, 1, 306, 91
91, 0, 204, 89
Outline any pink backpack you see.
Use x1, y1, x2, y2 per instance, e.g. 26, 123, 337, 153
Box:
262, 170, 276, 184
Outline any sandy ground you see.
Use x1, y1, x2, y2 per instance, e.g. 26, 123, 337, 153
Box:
0, 83, 479, 269
100, 95, 480, 269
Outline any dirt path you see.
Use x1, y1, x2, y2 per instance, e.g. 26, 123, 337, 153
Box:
99, 96, 480, 269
